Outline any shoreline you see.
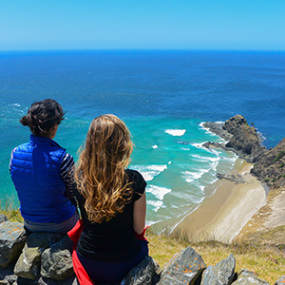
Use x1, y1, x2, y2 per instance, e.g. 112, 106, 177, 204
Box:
170, 158, 267, 243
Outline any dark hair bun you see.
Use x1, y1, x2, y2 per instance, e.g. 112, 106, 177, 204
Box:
21, 99, 64, 136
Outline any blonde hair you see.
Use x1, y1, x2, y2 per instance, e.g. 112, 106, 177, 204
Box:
75, 114, 133, 223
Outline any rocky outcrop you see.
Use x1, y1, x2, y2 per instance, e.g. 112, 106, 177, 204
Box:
204, 115, 285, 187
0, 215, 283, 284
204, 115, 265, 163
251, 138, 285, 188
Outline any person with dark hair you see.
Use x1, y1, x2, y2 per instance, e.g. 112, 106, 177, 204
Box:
73, 114, 148, 283
10, 99, 78, 233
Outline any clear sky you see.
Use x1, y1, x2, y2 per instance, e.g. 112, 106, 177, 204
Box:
1, 0, 285, 51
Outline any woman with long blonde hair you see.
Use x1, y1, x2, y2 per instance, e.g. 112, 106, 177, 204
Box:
74, 114, 148, 283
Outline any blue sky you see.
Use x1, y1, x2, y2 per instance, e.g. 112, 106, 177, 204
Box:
1, 0, 285, 51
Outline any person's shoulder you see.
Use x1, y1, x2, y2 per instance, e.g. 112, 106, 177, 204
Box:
126, 169, 146, 195
126, 169, 145, 182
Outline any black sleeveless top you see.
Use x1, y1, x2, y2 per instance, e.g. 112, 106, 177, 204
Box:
74, 169, 146, 262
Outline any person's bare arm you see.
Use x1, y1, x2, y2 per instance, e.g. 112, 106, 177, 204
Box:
133, 192, 146, 235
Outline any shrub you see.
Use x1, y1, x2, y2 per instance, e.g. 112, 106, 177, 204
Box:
274, 151, 285, 162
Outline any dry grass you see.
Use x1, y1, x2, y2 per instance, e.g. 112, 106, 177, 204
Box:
146, 229, 285, 284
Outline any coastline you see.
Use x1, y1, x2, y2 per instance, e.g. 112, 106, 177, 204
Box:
171, 158, 267, 243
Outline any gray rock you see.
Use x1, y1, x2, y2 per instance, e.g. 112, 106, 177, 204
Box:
41, 236, 74, 280
0, 215, 8, 224
232, 269, 269, 284
14, 247, 41, 280
37, 276, 78, 285
201, 254, 236, 285
158, 246, 206, 285
275, 276, 285, 285
0, 222, 26, 268
121, 256, 158, 285
13, 232, 64, 280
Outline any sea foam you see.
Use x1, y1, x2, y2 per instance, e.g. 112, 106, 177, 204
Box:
133, 164, 167, 182
165, 129, 186, 136
147, 185, 171, 200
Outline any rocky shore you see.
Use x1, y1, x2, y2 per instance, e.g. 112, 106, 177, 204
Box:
173, 114, 285, 244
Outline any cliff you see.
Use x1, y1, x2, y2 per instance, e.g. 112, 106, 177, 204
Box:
204, 114, 285, 188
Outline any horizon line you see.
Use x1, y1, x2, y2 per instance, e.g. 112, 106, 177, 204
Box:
1, 48, 285, 53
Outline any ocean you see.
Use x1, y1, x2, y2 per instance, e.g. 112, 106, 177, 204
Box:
1, 50, 284, 226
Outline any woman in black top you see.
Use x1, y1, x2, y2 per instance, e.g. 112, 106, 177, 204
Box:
74, 114, 148, 283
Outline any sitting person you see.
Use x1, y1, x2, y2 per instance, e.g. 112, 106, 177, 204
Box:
10, 99, 78, 233
74, 114, 148, 283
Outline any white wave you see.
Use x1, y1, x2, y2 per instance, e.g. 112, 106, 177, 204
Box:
165, 129, 186, 136
181, 147, 190, 151
152, 145, 158, 149
191, 142, 222, 155
147, 200, 163, 212
191, 154, 220, 163
12, 103, 21, 107
182, 169, 209, 183
147, 185, 171, 200
132, 164, 167, 182
168, 161, 172, 165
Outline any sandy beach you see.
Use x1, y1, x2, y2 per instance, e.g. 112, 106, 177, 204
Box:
172, 159, 267, 243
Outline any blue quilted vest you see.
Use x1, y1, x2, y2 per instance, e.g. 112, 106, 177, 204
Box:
10, 135, 76, 223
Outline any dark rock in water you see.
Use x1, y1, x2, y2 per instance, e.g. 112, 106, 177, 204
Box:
0, 215, 8, 224
201, 254, 236, 285
0, 221, 26, 268
216, 173, 246, 184
121, 256, 158, 285
158, 246, 206, 285
223, 115, 265, 162
232, 269, 269, 284
251, 138, 285, 187
275, 276, 285, 285
41, 236, 74, 280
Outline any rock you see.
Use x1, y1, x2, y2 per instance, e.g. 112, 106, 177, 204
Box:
232, 269, 269, 284
201, 254, 236, 285
251, 138, 285, 187
14, 232, 65, 280
0, 221, 26, 268
14, 247, 41, 280
0, 215, 8, 224
216, 173, 246, 184
223, 115, 265, 162
37, 276, 78, 285
158, 246, 206, 285
121, 256, 158, 285
41, 236, 74, 280
275, 276, 285, 285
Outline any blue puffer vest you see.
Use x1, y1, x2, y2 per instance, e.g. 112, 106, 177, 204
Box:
10, 135, 76, 223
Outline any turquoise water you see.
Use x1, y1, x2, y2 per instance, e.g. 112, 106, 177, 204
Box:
1, 50, 284, 225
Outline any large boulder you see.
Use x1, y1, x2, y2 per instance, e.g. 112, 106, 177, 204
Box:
275, 276, 285, 285
0, 215, 8, 224
201, 254, 236, 285
158, 246, 206, 285
232, 269, 269, 284
0, 221, 26, 268
121, 256, 159, 285
14, 232, 65, 280
41, 236, 74, 280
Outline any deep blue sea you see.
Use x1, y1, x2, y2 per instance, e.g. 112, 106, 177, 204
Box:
1, 50, 284, 225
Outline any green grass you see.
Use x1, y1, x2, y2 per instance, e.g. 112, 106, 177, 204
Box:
146, 229, 285, 284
